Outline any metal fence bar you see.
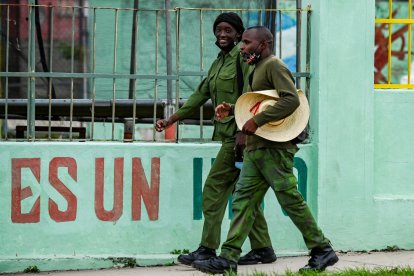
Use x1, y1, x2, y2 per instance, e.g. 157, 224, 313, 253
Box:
296, 0, 302, 88
0, 70, 309, 78
175, 8, 181, 141
152, 10, 159, 142
199, 9, 204, 140
111, 9, 119, 141
132, 8, 139, 141
4, 5, 10, 140
279, 10, 282, 58
306, 6, 312, 99
258, 9, 262, 25
91, 8, 97, 140
70, 7, 76, 140
27, 1, 36, 141
48, 6, 54, 140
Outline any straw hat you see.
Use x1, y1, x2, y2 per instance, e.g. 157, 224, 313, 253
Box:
235, 89, 310, 142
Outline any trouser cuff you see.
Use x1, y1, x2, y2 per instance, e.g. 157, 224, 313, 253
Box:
219, 248, 241, 263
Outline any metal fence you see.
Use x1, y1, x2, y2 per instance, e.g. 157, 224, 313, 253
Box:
0, 1, 312, 142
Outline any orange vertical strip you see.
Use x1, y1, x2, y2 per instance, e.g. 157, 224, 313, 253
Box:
408, 0, 412, 84
387, 0, 393, 84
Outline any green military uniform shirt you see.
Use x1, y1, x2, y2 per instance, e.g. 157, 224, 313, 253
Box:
247, 55, 300, 150
175, 44, 250, 141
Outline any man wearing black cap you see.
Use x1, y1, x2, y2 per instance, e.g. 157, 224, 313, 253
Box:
155, 13, 276, 266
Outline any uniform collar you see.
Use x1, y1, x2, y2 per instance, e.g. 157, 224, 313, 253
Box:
217, 42, 241, 58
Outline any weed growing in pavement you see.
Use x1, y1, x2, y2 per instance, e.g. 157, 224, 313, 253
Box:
223, 267, 414, 276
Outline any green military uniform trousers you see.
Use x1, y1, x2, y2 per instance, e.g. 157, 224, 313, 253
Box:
220, 147, 330, 262
200, 139, 272, 250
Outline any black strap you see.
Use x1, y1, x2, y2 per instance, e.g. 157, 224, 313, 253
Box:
248, 69, 255, 89
236, 54, 244, 95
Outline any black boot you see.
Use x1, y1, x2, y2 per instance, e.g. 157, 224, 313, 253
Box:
177, 246, 216, 266
238, 247, 277, 265
300, 245, 339, 272
193, 256, 237, 274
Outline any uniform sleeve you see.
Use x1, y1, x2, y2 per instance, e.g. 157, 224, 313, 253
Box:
175, 72, 211, 119
253, 61, 300, 127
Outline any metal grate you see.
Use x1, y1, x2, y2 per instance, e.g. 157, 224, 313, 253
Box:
0, 1, 312, 142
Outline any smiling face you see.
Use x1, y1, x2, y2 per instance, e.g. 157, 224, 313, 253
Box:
214, 22, 240, 49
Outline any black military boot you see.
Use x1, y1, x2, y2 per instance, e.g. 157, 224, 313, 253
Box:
177, 246, 216, 266
299, 245, 339, 272
193, 256, 237, 274
238, 247, 277, 265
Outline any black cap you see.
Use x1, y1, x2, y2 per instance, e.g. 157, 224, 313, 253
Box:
213, 12, 245, 34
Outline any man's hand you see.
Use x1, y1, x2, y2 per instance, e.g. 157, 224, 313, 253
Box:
215, 102, 232, 121
242, 118, 258, 135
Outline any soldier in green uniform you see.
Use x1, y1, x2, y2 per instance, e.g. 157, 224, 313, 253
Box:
155, 14, 276, 266
192, 26, 338, 274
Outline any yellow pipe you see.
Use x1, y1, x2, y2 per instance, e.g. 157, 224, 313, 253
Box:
375, 83, 414, 89
376, 18, 414, 23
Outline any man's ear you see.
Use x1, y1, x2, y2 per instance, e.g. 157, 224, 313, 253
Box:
259, 41, 266, 51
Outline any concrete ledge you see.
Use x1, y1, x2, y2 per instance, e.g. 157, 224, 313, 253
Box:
0, 255, 177, 274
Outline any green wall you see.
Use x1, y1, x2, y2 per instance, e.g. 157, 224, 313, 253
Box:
308, 0, 414, 251
0, 142, 313, 273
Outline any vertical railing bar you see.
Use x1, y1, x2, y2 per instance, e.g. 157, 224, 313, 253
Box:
91, 8, 97, 141
111, 9, 119, 141
258, 10, 262, 25
5, 6, 10, 140
69, 6, 75, 140
279, 10, 283, 58
199, 9, 204, 140
408, 0, 412, 84
273, 4, 278, 55
175, 8, 181, 141
48, 6, 54, 140
153, 10, 159, 142
133, 8, 139, 141
296, 0, 302, 88
27, 1, 36, 141
387, 0, 392, 84
305, 6, 311, 100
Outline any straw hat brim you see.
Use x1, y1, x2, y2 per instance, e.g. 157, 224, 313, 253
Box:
235, 89, 310, 142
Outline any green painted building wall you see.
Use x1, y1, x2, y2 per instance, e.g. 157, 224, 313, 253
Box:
1, 0, 414, 273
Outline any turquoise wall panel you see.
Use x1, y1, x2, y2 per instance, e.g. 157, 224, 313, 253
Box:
0, 142, 314, 272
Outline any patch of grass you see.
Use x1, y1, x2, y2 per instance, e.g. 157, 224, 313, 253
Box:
109, 257, 136, 268
225, 267, 414, 276
170, 249, 190, 254
23, 265, 40, 273
371, 245, 401, 253
384, 245, 400, 252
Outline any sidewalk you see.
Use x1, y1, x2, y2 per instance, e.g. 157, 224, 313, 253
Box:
10, 250, 414, 275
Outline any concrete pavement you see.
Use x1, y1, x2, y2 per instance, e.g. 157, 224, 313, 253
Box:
9, 250, 414, 275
